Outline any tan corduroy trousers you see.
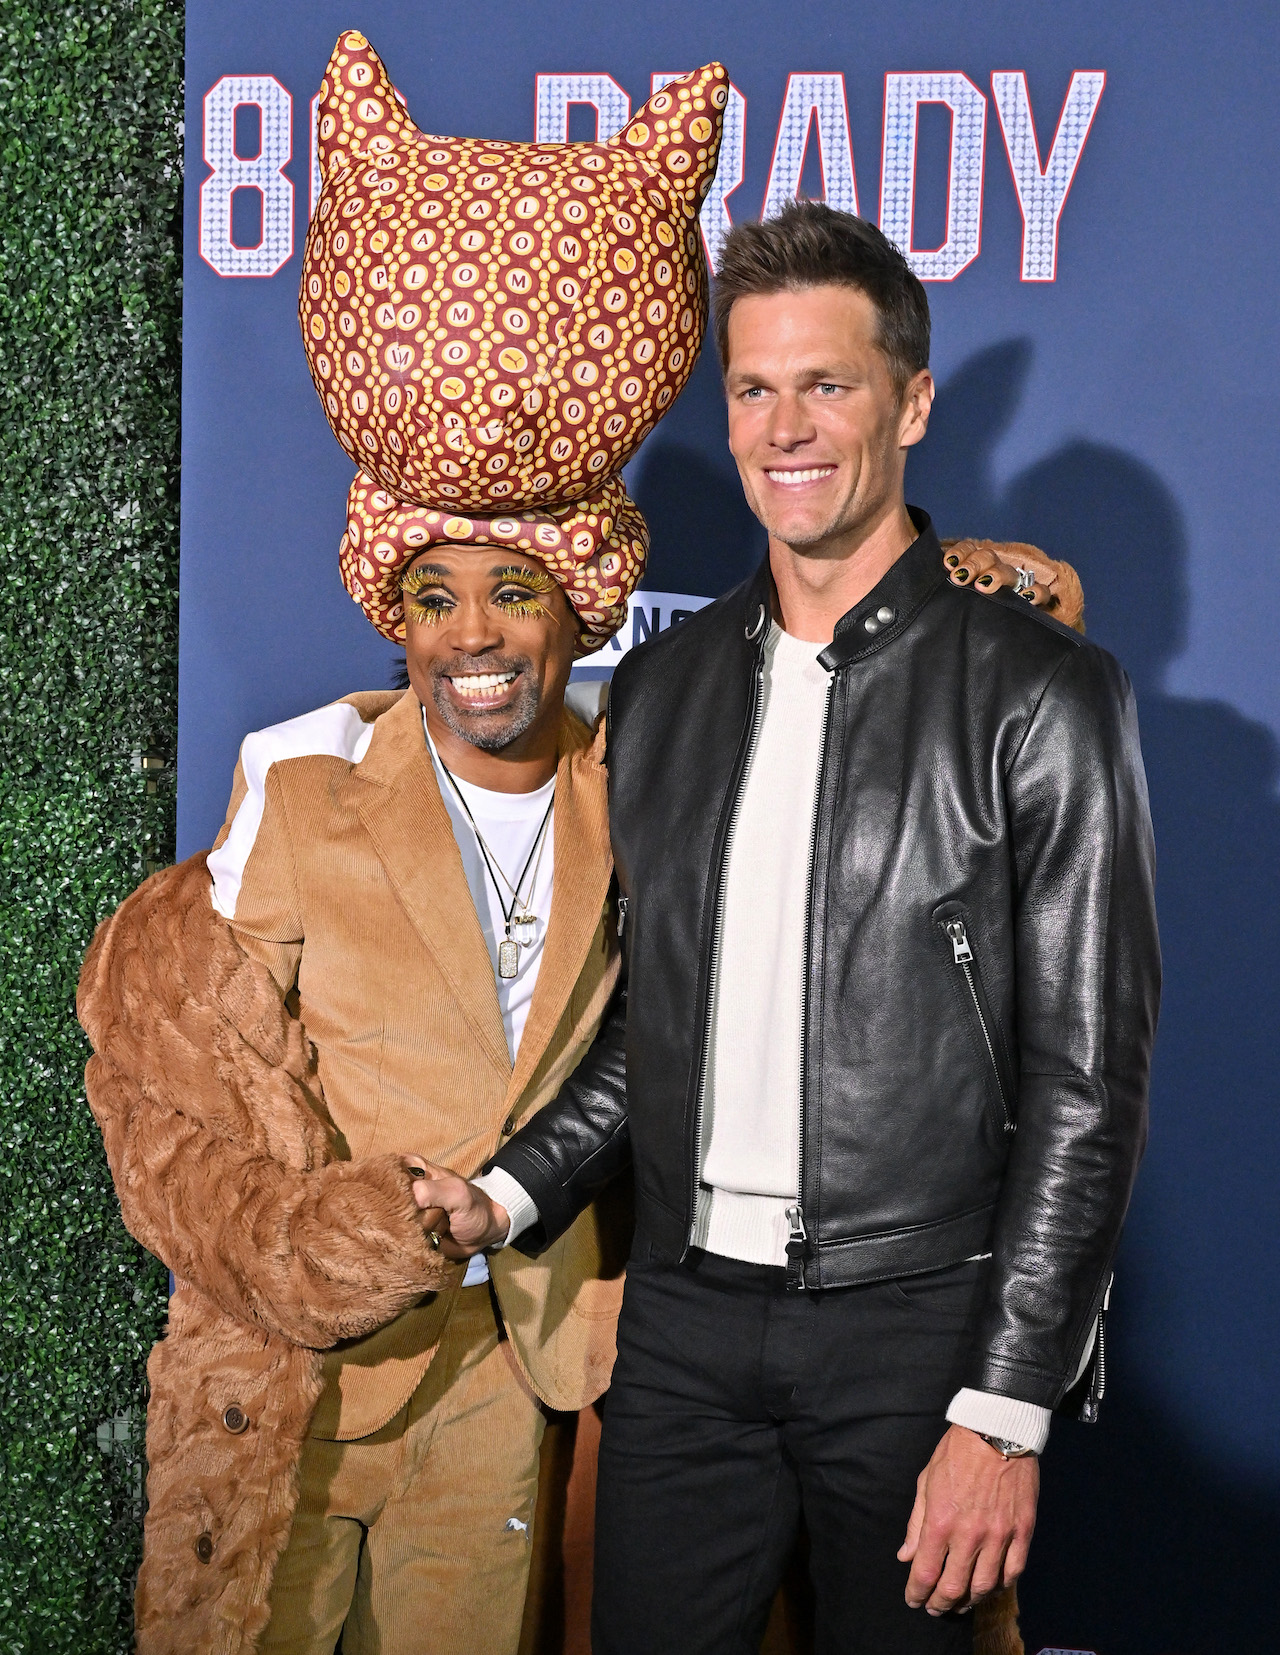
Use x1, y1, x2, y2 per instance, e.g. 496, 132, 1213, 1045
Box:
260, 1285, 545, 1655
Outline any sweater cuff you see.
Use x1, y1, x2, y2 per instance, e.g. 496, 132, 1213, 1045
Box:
946, 1388, 1052, 1454
472, 1168, 539, 1248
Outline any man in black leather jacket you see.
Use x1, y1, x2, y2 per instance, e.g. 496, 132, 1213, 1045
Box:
418, 202, 1160, 1653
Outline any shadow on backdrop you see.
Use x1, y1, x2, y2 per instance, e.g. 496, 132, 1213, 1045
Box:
627, 344, 767, 597
914, 344, 1280, 1655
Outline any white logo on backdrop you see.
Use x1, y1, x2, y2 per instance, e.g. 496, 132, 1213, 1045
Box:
572, 590, 712, 680
200, 76, 294, 277
992, 71, 1106, 282
763, 73, 859, 222
210, 68, 1105, 283
880, 73, 987, 282
534, 72, 631, 142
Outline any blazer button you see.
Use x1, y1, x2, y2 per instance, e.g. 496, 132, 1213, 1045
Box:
195, 1532, 214, 1564
501, 1115, 516, 1136
222, 1405, 249, 1435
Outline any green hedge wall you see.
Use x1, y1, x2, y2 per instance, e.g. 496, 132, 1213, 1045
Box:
0, 3, 182, 1649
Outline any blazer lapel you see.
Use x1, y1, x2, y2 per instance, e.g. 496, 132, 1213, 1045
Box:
506, 716, 614, 1105
348, 691, 511, 1083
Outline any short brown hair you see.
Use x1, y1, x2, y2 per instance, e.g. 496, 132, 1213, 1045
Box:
714, 200, 931, 395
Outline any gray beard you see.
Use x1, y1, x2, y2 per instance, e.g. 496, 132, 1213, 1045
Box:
428, 658, 541, 752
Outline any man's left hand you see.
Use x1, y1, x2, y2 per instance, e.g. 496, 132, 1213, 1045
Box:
897, 1424, 1039, 1616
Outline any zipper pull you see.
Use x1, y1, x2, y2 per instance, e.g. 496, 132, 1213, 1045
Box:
616, 895, 629, 937
784, 1204, 808, 1289
946, 918, 973, 964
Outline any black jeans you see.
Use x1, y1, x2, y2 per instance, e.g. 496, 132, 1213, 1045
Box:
592, 1245, 984, 1655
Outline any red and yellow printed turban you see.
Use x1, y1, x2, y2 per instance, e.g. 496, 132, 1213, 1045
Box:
300, 32, 728, 651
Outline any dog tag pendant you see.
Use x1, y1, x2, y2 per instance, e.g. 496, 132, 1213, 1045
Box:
498, 938, 519, 979
512, 912, 537, 947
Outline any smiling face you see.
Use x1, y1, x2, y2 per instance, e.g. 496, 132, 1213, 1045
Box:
400, 549, 578, 773
724, 284, 933, 559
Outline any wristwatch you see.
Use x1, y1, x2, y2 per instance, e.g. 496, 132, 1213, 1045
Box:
977, 1432, 1037, 1459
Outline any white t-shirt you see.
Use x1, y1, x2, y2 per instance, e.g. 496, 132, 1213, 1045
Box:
693, 623, 829, 1265
427, 729, 556, 1063
426, 725, 555, 1284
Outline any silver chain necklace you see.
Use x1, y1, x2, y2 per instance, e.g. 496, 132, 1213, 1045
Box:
437, 758, 554, 979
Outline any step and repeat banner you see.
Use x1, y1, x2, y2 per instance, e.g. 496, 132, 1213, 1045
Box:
182, 4, 1280, 1649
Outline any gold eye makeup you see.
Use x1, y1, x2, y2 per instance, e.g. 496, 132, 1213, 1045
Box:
492, 565, 555, 618
400, 566, 453, 625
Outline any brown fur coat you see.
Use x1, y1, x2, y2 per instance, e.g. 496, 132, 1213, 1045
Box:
79, 855, 453, 1655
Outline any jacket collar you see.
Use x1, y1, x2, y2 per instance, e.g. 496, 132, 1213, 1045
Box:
737, 507, 946, 671
347, 690, 611, 1095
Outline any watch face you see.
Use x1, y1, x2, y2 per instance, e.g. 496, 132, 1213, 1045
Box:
982, 1433, 1032, 1458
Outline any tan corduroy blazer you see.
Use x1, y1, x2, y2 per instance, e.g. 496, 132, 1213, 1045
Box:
210, 687, 624, 1438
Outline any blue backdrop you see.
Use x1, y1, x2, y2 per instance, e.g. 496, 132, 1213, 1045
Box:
181, 6, 1280, 1650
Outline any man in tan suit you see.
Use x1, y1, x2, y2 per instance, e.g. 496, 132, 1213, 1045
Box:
79, 540, 627, 1655
78, 40, 732, 1655
222, 544, 623, 1651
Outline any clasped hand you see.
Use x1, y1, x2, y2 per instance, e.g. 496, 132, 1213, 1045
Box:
398, 1155, 1038, 1615
399, 1156, 510, 1260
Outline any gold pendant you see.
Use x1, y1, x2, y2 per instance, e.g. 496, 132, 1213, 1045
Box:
498, 938, 519, 979
512, 912, 537, 948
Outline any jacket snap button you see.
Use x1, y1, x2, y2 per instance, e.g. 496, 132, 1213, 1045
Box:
876, 606, 895, 624
195, 1532, 214, 1564
222, 1405, 248, 1434
863, 616, 881, 634
501, 1115, 516, 1136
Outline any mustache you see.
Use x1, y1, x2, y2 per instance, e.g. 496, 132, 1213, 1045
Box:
430, 653, 532, 680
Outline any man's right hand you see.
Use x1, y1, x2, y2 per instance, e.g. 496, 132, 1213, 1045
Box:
401, 1158, 510, 1259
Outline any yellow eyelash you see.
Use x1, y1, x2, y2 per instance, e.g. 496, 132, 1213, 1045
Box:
495, 565, 555, 592
401, 567, 450, 625
398, 565, 552, 623
493, 566, 553, 618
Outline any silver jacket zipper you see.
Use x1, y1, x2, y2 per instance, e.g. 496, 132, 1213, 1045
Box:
685, 649, 767, 1258
789, 670, 837, 1289
1079, 1275, 1111, 1423
945, 918, 1014, 1134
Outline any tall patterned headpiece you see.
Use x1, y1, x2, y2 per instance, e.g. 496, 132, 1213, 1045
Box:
301, 33, 728, 650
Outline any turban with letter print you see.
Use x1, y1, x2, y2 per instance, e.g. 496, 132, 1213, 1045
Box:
300, 32, 728, 652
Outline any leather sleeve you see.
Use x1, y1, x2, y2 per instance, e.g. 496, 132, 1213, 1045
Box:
486, 981, 631, 1255
966, 640, 1160, 1406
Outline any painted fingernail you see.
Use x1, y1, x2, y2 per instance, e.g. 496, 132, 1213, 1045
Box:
954, 569, 969, 582
977, 574, 992, 586
945, 554, 959, 568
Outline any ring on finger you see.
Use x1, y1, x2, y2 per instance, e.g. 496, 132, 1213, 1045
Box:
428, 1230, 442, 1250
1013, 566, 1037, 599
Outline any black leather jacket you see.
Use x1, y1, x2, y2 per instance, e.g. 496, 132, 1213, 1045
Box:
492, 513, 1160, 1412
